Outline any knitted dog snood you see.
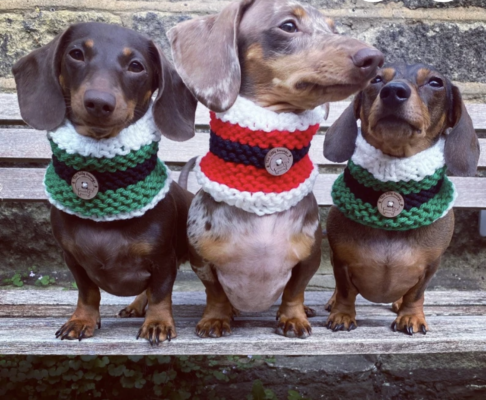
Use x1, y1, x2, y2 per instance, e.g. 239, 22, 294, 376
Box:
331, 132, 457, 231
44, 108, 172, 221
195, 96, 326, 216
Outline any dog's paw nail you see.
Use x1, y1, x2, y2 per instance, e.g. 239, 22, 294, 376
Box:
421, 325, 427, 335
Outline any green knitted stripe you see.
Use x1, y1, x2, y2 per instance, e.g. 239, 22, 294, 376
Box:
348, 160, 446, 194
331, 173, 455, 231
45, 160, 168, 218
50, 140, 158, 172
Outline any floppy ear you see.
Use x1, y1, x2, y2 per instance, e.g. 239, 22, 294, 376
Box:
151, 43, 197, 142
444, 85, 480, 176
167, 0, 253, 112
324, 94, 361, 162
12, 29, 70, 130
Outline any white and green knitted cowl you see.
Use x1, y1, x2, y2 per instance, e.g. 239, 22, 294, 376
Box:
331, 132, 457, 231
44, 108, 172, 222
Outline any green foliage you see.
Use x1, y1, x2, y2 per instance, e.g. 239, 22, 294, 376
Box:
34, 275, 56, 287
4, 273, 24, 287
1, 355, 308, 400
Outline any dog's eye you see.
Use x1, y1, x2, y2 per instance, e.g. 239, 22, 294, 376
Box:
69, 49, 84, 62
429, 78, 443, 88
279, 21, 298, 33
371, 75, 383, 84
128, 61, 145, 73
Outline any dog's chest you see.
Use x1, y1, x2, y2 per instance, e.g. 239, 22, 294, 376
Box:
188, 192, 318, 312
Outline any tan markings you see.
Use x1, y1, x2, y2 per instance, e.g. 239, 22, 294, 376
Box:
416, 67, 432, 86
197, 235, 232, 266
119, 292, 147, 318
138, 290, 177, 342
129, 242, 154, 257
123, 47, 133, 57
325, 17, 336, 33
288, 233, 314, 264
293, 7, 307, 19
59, 75, 66, 90
143, 90, 152, 104
381, 68, 396, 82
85, 39, 94, 48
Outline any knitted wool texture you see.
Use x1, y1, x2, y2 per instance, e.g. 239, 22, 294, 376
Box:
195, 96, 325, 215
44, 108, 172, 221
332, 132, 457, 231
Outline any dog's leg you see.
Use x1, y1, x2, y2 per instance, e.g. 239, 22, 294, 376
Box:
136, 251, 178, 345
118, 292, 148, 318
326, 253, 358, 332
56, 252, 101, 340
391, 257, 441, 335
191, 255, 235, 338
276, 229, 321, 338
324, 288, 338, 312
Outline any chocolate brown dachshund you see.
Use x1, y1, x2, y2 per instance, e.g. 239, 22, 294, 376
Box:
324, 63, 480, 334
12, 22, 197, 345
168, 0, 383, 338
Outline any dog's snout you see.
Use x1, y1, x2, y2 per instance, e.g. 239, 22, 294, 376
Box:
352, 48, 384, 76
84, 90, 116, 118
380, 82, 412, 106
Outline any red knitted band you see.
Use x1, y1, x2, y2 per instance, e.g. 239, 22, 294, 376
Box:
210, 112, 318, 149
199, 152, 314, 193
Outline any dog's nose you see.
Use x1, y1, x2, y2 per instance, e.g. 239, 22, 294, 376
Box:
84, 90, 116, 118
352, 48, 384, 77
380, 82, 412, 106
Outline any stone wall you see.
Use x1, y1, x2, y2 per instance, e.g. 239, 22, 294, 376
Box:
1, 0, 486, 289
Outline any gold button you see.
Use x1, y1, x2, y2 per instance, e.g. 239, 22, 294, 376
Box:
377, 191, 404, 218
71, 171, 99, 200
264, 147, 293, 176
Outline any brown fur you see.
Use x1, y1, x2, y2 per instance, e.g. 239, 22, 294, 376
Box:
169, 0, 383, 339
324, 63, 479, 334
12, 22, 198, 345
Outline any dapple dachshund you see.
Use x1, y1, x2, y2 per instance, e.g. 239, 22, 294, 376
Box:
324, 63, 480, 334
168, 0, 384, 338
12, 22, 197, 345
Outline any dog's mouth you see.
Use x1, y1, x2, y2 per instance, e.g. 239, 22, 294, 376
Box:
72, 122, 128, 139
372, 115, 423, 134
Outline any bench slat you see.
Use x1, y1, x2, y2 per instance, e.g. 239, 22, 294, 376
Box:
0, 93, 349, 129
1, 315, 485, 355
1, 167, 486, 208
3, 130, 486, 168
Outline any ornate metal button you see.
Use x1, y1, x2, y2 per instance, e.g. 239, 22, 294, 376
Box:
71, 171, 99, 200
377, 191, 404, 218
264, 147, 293, 176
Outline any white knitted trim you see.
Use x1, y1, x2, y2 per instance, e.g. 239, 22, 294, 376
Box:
216, 96, 325, 133
195, 157, 318, 216
352, 132, 446, 182
47, 104, 160, 158
43, 170, 173, 222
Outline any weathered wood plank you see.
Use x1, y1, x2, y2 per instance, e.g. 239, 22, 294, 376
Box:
2, 168, 486, 208
3, 130, 486, 169
0, 315, 485, 355
0, 93, 348, 129
2, 290, 485, 307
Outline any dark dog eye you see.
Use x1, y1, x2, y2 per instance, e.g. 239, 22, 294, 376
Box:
371, 75, 382, 84
429, 78, 443, 88
128, 61, 145, 73
279, 21, 298, 33
69, 49, 84, 61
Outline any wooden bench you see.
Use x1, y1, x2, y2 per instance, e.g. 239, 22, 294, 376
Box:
1, 92, 486, 355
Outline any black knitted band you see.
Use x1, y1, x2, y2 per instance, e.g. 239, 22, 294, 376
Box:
209, 130, 310, 169
343, 167, 443, 211
52, 153, 158, 192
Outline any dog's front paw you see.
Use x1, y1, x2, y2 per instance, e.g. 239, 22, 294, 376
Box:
326, 312, 357, 332
55, 318, 100, 341
392, 315, 428, 335
276, 315, 312, 339
137, 319, 177, 346
196, 317, 232, 338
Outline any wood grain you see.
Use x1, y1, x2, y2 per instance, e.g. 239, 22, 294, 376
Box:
2, 168, 486, 208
